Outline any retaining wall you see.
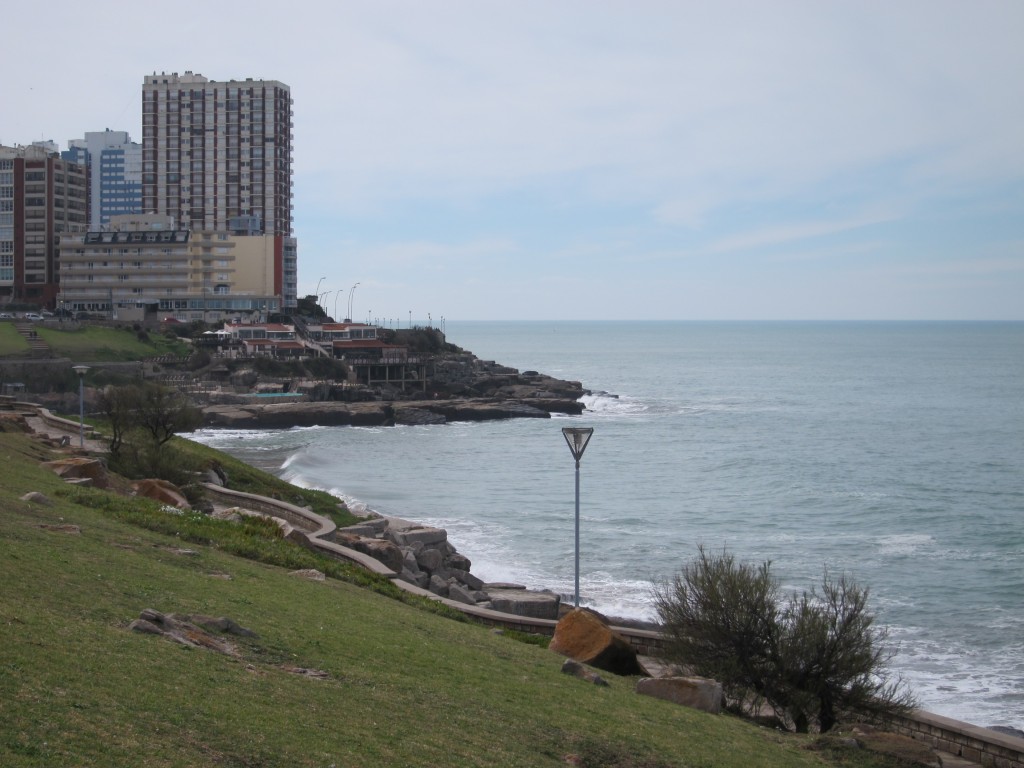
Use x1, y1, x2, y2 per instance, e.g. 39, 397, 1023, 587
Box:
203, 479, 1023, 766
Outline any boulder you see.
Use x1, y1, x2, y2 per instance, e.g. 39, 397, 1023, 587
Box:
488, 588, 561, 620
397, 526, 448, 548
41, 457, 109, 489
429, 574, 450, 597
448, 583, 478, 606
347, 537, 404, 573
549, 608, 646, 676
446, 552, 472, 572
132, 478, 190, 509
416, 547, 443, 573
635, 677, 723, 714
451, 569, 484, 591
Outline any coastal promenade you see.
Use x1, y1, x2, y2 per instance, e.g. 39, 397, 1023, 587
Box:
19, 401, 1023, 767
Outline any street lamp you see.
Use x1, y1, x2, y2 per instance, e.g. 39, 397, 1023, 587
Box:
72, 366, 89, 449
314, 276, 326, 304
561, 426, 594, 608
346, 282, 360, 322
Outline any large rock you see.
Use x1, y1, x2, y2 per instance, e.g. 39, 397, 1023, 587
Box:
549, 608, 646, 676
41, 457, 109, 489
635, 677, 723, 714
488, 588, 561, 620
344, 536, 404, 573
132, 478, 190, 509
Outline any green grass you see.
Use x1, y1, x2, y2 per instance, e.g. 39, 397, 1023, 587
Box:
0, 429, 906, 767
171, 436, 362, 527
35, 325, 189, 361
0, 322, 31, 357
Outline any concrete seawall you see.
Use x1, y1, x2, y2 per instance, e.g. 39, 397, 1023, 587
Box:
203, 481, 1023, 767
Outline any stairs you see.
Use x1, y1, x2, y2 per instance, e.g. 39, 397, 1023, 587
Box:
14, 322, 51, 357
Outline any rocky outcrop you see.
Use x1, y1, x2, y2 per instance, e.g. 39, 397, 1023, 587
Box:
128, 609, 255, 656
201, 396, 583, 430
550, 608, 647, 676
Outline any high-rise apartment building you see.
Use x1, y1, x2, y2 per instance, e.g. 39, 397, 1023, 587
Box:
141, 71, 297, 309
141, 71, 293, 236
0, 143, 88, 307
64, 129, 142, 229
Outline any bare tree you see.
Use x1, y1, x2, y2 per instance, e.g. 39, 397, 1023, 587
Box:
96, 383, 202, 479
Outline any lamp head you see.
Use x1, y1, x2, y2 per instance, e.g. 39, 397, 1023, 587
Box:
562, 427, 594, 463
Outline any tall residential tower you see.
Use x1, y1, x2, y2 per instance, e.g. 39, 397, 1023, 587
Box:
141, 71, 294, 237
0, 142, 87, 306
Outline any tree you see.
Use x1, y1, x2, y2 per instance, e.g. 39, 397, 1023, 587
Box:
653, 547, 915, 733
97, 382, 202, 480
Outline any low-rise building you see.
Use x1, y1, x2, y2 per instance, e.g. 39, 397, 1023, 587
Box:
58, 214, 284, 322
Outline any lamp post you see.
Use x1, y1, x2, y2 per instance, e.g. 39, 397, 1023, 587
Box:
561, 426, 594, 608
334, 290, 341, 322
72, 365, 89, 449
346, 282, 360, 322
314, 276, 326, 304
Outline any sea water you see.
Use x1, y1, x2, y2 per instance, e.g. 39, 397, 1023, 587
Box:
187, 321, 1024, 728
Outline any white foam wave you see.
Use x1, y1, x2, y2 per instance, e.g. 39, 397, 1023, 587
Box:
580, 392, 648, 415
877, 533, 936, 556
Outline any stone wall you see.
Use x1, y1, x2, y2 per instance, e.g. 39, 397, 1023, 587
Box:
888, 710, 1024, 768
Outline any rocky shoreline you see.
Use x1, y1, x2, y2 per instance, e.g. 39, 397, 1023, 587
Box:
202, 395, 584, 429
332, 512, 568, 620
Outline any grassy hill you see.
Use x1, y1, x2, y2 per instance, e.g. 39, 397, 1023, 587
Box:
0, 427, 903, 767
34, 324, 189, 361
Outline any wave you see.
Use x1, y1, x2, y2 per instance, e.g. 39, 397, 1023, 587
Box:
580, 392, 648, 415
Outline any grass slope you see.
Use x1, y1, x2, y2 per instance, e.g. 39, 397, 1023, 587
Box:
0, 430, 901, 767
34, 325, 188, 361
0, 322, 31, 357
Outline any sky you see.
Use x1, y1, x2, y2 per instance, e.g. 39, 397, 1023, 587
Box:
3, 1, 1023, 321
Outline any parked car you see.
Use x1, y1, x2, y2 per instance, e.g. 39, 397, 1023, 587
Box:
24, 313, 45, 321
0, 312, 13, 319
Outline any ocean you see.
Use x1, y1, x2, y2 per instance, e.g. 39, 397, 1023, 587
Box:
186, 321, 1024, 729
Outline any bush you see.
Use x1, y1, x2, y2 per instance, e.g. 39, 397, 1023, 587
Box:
654, 547, 915, 733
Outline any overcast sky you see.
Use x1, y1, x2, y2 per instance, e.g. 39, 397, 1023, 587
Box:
3, 1, 1022, 321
